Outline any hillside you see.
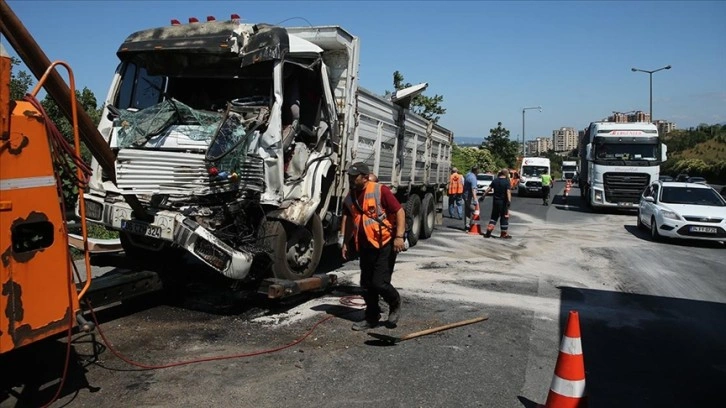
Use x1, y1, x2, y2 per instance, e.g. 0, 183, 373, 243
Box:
661, 124, 726, 182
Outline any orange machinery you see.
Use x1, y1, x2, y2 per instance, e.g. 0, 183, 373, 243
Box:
0, 53, 92, 354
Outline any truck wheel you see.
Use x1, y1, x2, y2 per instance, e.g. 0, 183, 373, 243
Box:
260, 214, 323, 281
420, 193, 435, 239
404, 195, 422, 247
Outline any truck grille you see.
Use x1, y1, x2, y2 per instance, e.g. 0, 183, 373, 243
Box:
116, 149, 264, 195
603, 172, 650, 203
526, 181, 542, 188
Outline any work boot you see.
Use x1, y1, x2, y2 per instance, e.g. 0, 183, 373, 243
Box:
352, 319, 378, 331
484, 229, 492, 238
388, 301, 401, 325
500, 231, 512, 239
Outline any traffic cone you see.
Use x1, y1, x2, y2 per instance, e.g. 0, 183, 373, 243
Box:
468, 203, 482, 235
541, 310, 587, 408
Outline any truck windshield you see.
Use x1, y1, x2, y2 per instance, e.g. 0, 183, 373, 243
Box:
522, 166, 548, 177
595, 143, 659, 161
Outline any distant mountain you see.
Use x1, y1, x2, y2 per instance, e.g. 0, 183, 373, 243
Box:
454, 136, 484, 146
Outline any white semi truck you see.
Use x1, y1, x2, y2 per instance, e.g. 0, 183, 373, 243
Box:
561, 160, 577, 181
579, 121, 666, 209
517, 157, 551, 197
80, 18, 452, 284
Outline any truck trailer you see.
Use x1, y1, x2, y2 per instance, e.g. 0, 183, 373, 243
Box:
579, 121, 666, 209
81, 18, 453, 284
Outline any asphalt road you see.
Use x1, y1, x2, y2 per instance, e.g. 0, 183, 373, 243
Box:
2, 183, 725, 408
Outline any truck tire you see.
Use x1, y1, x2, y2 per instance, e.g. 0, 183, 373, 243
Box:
260, 214, 324, 281
404, 195, 422, 247
420, 193, 435, 239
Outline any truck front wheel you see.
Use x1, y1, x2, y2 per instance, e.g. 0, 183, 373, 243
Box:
260, 214, 324, 281
420, 193, 435, 239
404, 195, 422, 247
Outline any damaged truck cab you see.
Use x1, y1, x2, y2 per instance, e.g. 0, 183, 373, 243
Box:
83, 18, 453, 284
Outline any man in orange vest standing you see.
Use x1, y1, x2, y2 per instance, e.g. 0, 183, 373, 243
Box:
341, 162, 406, 331
448, 167, 464, 219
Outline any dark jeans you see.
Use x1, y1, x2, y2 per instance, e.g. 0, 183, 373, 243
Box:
542, 186, 551, 202
359, 243, 400, 322
488, 199, 509, 231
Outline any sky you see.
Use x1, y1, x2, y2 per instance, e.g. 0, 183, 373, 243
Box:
3, 0, 725, 144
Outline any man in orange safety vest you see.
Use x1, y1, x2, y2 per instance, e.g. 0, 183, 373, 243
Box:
341, 162, 406, 331
448, 167, 464, 219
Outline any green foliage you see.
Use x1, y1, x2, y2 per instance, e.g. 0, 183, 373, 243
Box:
451, 143, 498, 174
8, 57, 34, 100
481, 122, 519, 168
40, 89, 101, 210
391, 70, 446, 123
661, 123, 726, 183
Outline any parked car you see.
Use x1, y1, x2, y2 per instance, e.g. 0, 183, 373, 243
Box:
476, 173, 495, 196
659, 175, 674, 182
687, 176, 707, 185
638, 181, 726, 245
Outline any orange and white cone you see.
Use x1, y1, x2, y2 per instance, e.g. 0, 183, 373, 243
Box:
468, 203, 482, 235
541, 310, 587, 408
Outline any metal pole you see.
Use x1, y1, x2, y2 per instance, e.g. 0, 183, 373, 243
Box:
522, 109, 525, 156
649, 72, 653, 122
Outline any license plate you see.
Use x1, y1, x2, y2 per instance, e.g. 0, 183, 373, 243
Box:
528, 187, 539, 191
617, 202, 634, 207
690, 226, 717, 234
121, 219, 162, 238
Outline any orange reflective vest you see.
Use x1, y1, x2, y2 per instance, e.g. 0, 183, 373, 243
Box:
449, 174, 463, 195
343, 182, 393, 249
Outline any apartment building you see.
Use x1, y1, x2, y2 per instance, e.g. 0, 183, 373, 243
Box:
654, 120, 677, 136
606, 110, 651, 123
552, 127, 578, 152
526, 137, 553, 155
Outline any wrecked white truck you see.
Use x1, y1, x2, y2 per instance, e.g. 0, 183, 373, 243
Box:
81, 17, 453, 285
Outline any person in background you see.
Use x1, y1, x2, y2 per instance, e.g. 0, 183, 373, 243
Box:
448, 167, 464, 219
341, 162, 405, 331
482, 168, 512, 239
541, 169, 553, 206
463, 165, 479, 230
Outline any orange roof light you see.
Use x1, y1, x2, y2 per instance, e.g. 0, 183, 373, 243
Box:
189, 17, 199, 23
171, 19, 181, 25
231, 13, 240, 20
207, 16, 215, 21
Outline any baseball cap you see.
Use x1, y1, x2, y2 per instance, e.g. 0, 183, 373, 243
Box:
347, 162, 370, 176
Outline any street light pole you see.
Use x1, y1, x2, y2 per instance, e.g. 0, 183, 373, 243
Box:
521, 106, 542, 156
631, 65, 671, 122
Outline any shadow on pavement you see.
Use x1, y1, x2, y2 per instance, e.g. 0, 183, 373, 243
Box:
549, 286, 726, 407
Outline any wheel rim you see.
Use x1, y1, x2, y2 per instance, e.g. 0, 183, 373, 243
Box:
426, 205, 435, 229
286, 227, 314, 272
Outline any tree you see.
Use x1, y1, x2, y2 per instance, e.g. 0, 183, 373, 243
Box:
9, 57, 34, 100
39, 88, 101, 210
481, 122, 518, 168
390, 70, 446, 123
451, 144, 497, 174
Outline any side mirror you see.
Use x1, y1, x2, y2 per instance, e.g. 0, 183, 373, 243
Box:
644, 196, 655, 203
586, 144, 592, 161
661, 143, 668, 162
